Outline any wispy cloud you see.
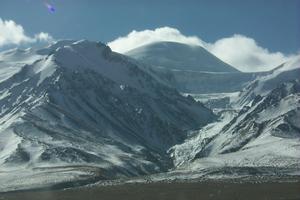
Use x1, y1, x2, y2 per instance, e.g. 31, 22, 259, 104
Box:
0, 18, 53, 48
108, 27, 297, 72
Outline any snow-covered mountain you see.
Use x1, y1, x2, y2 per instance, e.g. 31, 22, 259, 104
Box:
194, 79, 299, 158
159, 70, 260, 93
237, 55, 300, 107
0, 48, 43, 82
169, 58, 300, 177
125, 41, 265, 93
0, 40, 216, 191
126, 41, 239, 73
0, 39, 298, 191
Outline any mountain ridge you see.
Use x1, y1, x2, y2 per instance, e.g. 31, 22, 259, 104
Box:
0, 40, 216, 191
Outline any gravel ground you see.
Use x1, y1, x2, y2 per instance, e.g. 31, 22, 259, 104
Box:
1, 179, 300, 200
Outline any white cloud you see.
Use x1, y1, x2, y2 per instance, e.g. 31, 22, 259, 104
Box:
0, 18, 53, 48
0, 18, 32, 46
108, 27, 206, 53
34, 32, 53, 43
207, 34, 293, 72
108, 27, 296, 72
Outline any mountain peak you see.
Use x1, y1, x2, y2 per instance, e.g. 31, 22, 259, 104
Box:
125, 41, 239, 73
36, 40, 112, 56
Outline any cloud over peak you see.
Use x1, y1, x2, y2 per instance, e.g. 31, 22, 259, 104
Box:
108, 27, 296, 72
0, 18, 53, 48
108, 27, 206, 53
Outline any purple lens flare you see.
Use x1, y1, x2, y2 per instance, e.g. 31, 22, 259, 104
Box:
45, 2, 55, 13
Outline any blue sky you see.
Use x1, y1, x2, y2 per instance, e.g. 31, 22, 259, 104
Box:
0, 0, 299, 71
0, 0, 299, 54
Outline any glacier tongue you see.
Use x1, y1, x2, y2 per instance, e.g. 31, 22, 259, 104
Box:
169, 110, 237, 167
